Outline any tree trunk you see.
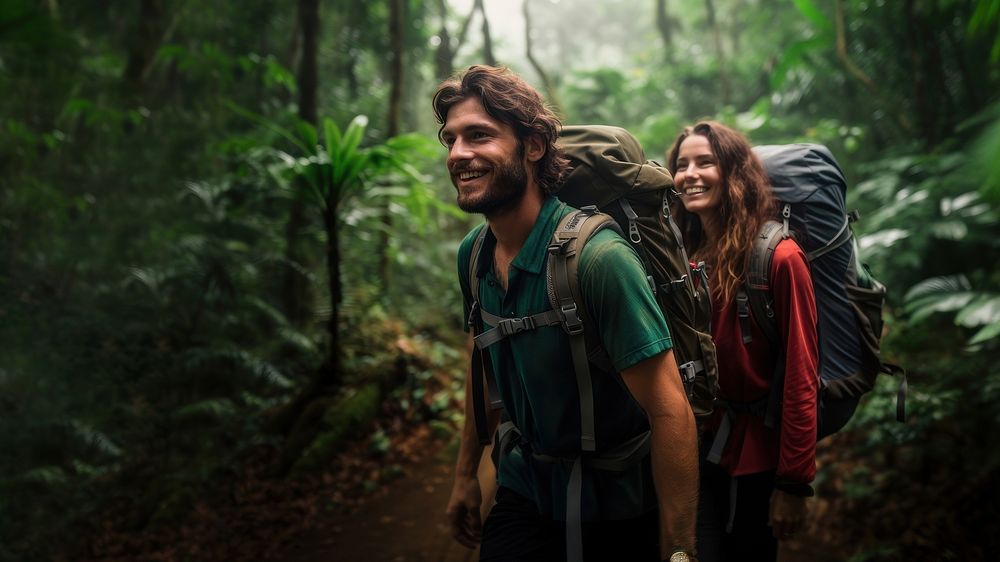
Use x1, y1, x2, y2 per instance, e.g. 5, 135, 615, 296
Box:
655, 0, 674, 64
523, 0, 561, 112
297, 0, 319, 125
378, 0, 405, 287
477, 0, 496, 66
834, 0, 914, 135
282, 0, 319, 328
122, 0, 165, 98
703, 0, 730, 106
434, 0, 478, 80
435, 0, 455, 80
322, 203, 343, 389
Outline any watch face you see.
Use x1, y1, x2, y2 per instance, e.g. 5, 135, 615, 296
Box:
669, 553, 690, 562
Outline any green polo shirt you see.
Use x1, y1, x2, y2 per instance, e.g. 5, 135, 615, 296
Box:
458, 196, 673, 521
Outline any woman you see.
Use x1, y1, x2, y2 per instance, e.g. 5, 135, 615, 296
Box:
666, 122, 819, 561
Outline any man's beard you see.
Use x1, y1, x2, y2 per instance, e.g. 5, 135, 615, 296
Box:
454, 145, 529, 216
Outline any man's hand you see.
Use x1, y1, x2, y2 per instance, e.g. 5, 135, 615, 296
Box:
446, 474, 483, 548
769, 489, 808, 540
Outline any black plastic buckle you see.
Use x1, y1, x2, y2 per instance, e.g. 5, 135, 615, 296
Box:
466, 301, 481, 329
659, 275, 688, 295
560, 303, 584, 335
736, 293, 749, 318
498, 316, 534, 337
547, 239, 570, 255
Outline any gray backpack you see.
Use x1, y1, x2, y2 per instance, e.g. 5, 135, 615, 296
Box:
729, 144, 906, 444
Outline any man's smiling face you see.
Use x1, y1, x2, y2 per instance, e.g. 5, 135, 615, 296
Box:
441, 97, 529, 216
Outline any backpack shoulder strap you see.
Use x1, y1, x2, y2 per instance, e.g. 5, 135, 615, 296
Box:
467, 224, 489, 311
547, 205, 621, 453
464, 224, 496, 445
739, 220, 786, 346
741, 220, 792, 432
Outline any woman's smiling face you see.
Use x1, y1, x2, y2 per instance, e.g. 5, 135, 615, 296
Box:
673, 134, 724, 219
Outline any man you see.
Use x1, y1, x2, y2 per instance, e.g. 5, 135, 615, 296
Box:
435, 65, 698, 562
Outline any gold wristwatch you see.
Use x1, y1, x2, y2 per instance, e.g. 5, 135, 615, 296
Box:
668, 550, 695, 562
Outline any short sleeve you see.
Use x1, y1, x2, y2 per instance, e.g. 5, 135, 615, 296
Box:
578, 229, 672, 372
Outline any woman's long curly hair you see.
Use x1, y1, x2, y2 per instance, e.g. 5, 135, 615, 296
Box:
666, 121, 777, 306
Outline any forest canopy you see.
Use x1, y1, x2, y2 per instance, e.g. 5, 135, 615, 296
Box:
1, 0, 998, 560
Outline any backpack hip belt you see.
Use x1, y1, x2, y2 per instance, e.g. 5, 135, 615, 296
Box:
496, 419, 652, 562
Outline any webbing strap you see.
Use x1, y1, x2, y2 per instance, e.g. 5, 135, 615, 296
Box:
881, 362, 907, 422
536, 430, 652, 562
744, 222, 784, 347
474, 308, 563, 349
706, 396, 769, 464
566, 458, 584, 562
467, 227, 495, 445
706, 410, 732, 464
677, 360, 704, 394
726, 477, 738, 533
496, 420, 519, 456
469, 344, 492, 445
549, 208, 610, 454
530, 430, 652, 470
735, 291, 753, 344
659, 276, 689, 296
496, 421, 652, 562
619, 197, 642, 244
807, 215, 853, 261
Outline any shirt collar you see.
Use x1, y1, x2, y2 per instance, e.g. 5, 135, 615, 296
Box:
511, 196, 564, 275
474, 196, 565, 278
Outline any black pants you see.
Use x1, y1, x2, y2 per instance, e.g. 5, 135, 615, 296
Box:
696, 448, 778, 562
480, 486, 660, 562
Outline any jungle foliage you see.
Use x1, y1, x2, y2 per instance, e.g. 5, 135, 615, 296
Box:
1, 0, 998, 560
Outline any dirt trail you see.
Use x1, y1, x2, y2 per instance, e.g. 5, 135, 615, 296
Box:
274, 440, 479, 562
270, 438, 836, 562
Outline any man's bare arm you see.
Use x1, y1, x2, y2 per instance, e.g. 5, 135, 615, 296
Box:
620, 349, 698, 559
446, 334, 501, 548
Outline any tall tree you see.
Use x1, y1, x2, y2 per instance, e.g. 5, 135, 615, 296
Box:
655, 0, 675, 64
378, 0, 405, 285
122, 0, 166, 98
833, 0, 914, 135
476, 0, 496, 66
523, 0, 561, 112
282, 0, 320, 328
703, 0, 730, 106
434, 0, 477, 80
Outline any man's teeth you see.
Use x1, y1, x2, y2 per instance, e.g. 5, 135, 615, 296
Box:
460, 170, 486, 180
686, 186, 706, 195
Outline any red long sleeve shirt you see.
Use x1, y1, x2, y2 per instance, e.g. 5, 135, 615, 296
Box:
707, 238, 819, 484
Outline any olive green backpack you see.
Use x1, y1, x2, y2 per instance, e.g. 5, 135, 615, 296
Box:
464, 125, 719, 562
553, 125, 719, 417
467, 125, 719, 451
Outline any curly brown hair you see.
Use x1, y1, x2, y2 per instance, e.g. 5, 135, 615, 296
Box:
666, 121, 777, 305
432, 65, 569, 195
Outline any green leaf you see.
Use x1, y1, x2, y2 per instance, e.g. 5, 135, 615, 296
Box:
907, 293, 976, 322
792, 0, 833, 33
173, 399, 238, 422
904, 275, 971, 302
225, 100, 307, 152
955, 295, 1000, 328
969, 322, 1000, 345
322, 117, 342, 164
13, 466, 68, 487
338, 115, 369, 167
297, 120, 318, 150
928, 220, 968, 241
770, 35, 831, 90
